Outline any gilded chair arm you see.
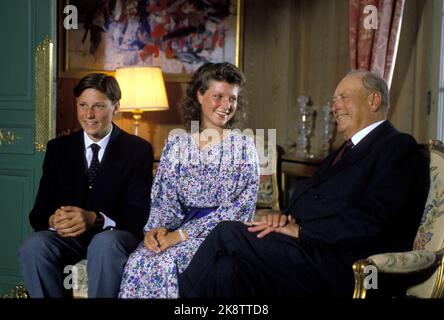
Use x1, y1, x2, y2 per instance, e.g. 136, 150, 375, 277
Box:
353, 249, 444, 299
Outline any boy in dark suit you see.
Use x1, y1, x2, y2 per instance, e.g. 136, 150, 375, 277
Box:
178, 70, 430, 298
19, 73, 153, 297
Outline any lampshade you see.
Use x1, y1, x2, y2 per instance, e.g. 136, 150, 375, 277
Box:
115, 66, 169, 112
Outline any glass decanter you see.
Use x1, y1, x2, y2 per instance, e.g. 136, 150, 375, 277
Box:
320, 102, 336, 158
295, 95, 314, 159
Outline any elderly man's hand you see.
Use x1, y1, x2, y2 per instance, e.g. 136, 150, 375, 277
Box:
244, 213, 300, 239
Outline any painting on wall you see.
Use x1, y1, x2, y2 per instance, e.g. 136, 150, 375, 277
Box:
59, 0, 243, 81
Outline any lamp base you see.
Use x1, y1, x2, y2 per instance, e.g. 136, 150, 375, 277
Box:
131, 111, 155, 142
132, 112, 142, 136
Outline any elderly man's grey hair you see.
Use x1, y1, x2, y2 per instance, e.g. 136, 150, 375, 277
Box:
348, 69, 390, 113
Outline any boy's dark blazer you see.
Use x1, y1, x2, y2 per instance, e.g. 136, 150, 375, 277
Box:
29, 124, 153, 241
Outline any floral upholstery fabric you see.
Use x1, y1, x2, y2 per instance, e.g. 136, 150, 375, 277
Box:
72, 259, 88, 298
408, 149, 444, 298
413, 151, 444, 252
368, 250, 436, 273
255, 137, 279, 211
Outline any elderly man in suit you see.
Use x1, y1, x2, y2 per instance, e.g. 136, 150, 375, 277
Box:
19, 73, 153, 298
178, 70, 430, 298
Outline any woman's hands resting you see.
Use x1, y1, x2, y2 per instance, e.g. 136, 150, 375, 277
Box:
144, 227, 184, 253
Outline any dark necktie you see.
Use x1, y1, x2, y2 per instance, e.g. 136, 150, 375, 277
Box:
332, 140, 354, 166
88, 144, 100, 189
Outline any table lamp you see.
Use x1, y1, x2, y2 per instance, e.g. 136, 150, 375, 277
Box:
115, 66, 169, 137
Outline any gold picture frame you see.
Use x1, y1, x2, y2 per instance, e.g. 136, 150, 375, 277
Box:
58, 0, 244, 82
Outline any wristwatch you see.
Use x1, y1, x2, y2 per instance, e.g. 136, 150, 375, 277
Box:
94, 212, 105, 229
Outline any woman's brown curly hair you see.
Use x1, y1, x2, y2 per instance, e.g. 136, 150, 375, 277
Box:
181, 62, 247, 131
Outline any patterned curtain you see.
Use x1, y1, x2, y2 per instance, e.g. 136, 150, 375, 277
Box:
349, 0, 405, 88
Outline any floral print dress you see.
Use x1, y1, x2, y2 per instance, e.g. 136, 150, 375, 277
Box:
119, 130, 259, 298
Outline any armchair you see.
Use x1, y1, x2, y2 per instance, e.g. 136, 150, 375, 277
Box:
353, 140, 444, 299
254, 135, 280, 212
252, 134, 283, 225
